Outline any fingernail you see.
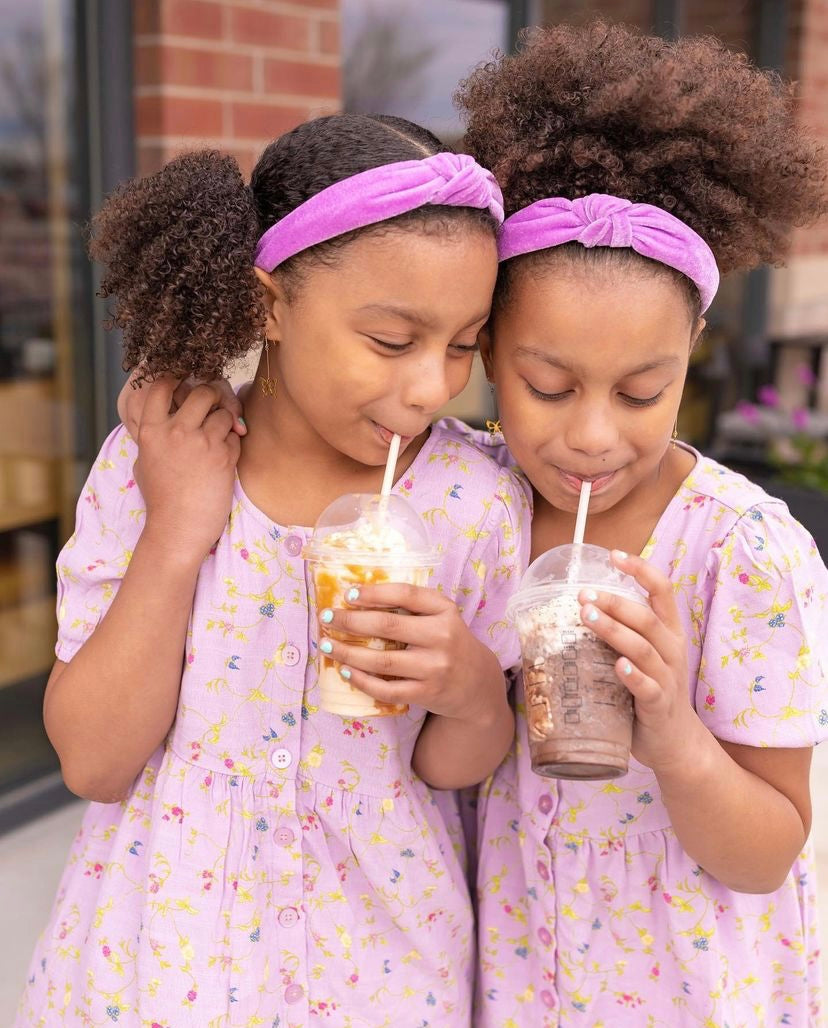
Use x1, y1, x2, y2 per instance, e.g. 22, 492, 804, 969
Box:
585, 607, 599, 623
320, 609, 334, 624
346, 587, 360, 603
584, 589, 598, 602
613, 550, 629, 561
340, 667, 352, 681
238, 416, 246, 428
319, 639, 333, 654
622, 661, 633, 675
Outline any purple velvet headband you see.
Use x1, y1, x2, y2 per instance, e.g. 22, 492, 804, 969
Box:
254, 153, 504, 272
497, 194, 719, 312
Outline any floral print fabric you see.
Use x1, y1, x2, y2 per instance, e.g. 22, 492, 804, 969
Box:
17, 419, 530, 1028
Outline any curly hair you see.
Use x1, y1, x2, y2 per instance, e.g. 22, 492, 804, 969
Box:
455, 19, 828, 301
90, 114, 495, 382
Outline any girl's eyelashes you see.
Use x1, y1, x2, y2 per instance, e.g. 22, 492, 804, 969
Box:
620, 391, 664, 408
369, 338, 479, 355
526, 382, 572, 402
525, 381, 666, 408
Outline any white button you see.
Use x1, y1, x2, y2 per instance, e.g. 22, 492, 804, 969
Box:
283, 644, 300, 666
278, 906, 300, 928
270, 748, 292, 770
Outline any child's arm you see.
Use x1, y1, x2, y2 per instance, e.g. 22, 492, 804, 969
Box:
45, 380, 240, 803
579, 552, 811, 893
317, 585, 515, 788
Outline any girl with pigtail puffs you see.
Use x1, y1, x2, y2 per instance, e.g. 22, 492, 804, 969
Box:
456, 20, 828, 1026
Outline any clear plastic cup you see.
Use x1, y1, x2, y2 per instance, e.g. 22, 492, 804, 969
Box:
304, 493, 439, 717
506, 543, 646, 780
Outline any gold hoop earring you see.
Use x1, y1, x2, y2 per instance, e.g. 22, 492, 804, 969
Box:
260, 338, 277, 397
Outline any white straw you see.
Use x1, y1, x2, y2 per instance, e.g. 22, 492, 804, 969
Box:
380, 433, 402, 497
572, 479, 592, 546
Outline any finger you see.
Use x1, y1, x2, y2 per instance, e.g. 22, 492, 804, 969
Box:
202, 406, 236, 443
610, 551, 682, 633
331, 664, 420, 708
318, 636, 421, 680
342, 582, 450, 615
172, 383, 227, 428
139, 377, 184, 426
578, 588, 676, 664
614, 656, 663, 710
319, 606, 429, 647
579, 601, 668, 682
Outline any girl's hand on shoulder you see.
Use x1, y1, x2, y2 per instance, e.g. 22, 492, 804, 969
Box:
135, 379, 242, 560
577, 551, 695, 773
118, 370, 246, 440
317, 583, 507, 726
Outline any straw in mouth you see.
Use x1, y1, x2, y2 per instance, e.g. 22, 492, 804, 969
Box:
572, 479, 591, 546
380, 433, 402, 497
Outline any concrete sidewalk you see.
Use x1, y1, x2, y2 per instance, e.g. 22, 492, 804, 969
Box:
3, 748, 828, 1024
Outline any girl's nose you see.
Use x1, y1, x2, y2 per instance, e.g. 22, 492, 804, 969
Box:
566, 404, 618, 457
402, 357, 452, 415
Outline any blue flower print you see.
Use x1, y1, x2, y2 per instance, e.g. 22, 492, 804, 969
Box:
637, 791, 653, 804
592, 918, 601, 930
692, 937, 709, 950
515, 946, 529, 958
262, 727, 278, 741
128, 840, 142, 855
301, 705, 309, 720
619, 812, 634, 823
106, 1006, 120, 1021
255, 817, 268, 832
449, 483, 463, 499
268, 525, 281, 540
400, 848, 415, 858
754, 534, 765, 551
228, 655, 241, 670
820, 709, 828, 727
259, 603, 275, 618
229, 987, 238, 1003
426, 992, 437, 1006
383, 959, 392, 974
749, 508, 764, 521
753, 676, 766, 692
390, 869, 401, 884
768, 613, 786, 628
281, 711, 296, 727
250, 926, 260, 942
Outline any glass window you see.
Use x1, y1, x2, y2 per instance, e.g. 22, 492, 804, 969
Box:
342, 0, 512, 425
0, 0, 90, 803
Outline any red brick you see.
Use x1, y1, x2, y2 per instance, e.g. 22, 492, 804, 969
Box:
160, 45, 253, 90
136, 95, 224, 137
263, 58, 340, 98
162, 0, 223, 39
134, 42, 162, 87
137, 142, 167, 177
231, 100, 307, 140
230, 7, 310, 50
134, 1, 161, 35
294, 0, 338, 7
319, 19, 340, 56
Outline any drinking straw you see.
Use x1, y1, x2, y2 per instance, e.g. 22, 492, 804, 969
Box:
380, 433, 402, 497
572, 479, 592, 546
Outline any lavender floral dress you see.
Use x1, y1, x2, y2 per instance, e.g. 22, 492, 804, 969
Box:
474, 440, 828, 1027
16, 418, 530, 1028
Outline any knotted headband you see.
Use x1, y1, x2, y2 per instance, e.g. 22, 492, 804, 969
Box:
497, 193, 719, 312
254, 152, 505, 272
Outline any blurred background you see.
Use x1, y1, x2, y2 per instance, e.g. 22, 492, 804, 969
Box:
0, 0, 826, 1018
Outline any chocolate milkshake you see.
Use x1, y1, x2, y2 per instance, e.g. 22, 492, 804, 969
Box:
507, 544, 645, 780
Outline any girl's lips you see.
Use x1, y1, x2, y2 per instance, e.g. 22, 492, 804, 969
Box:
374, 422, 414, 447
557, 467, 617, 494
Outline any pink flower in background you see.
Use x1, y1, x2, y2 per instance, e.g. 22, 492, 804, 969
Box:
792, 408, 810, 431
736, 401, 760, 424
796, 363, 817, 386
757, 384, 780, 407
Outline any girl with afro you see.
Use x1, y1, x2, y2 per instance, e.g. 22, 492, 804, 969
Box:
457, 20, 828, 1026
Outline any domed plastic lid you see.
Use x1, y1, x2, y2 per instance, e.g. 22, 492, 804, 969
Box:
303, 492, 439, 566
506, 543, 644, 621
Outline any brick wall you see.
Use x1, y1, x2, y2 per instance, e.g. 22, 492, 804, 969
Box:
788, 0, 828, 257
134, 0, 341, 179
